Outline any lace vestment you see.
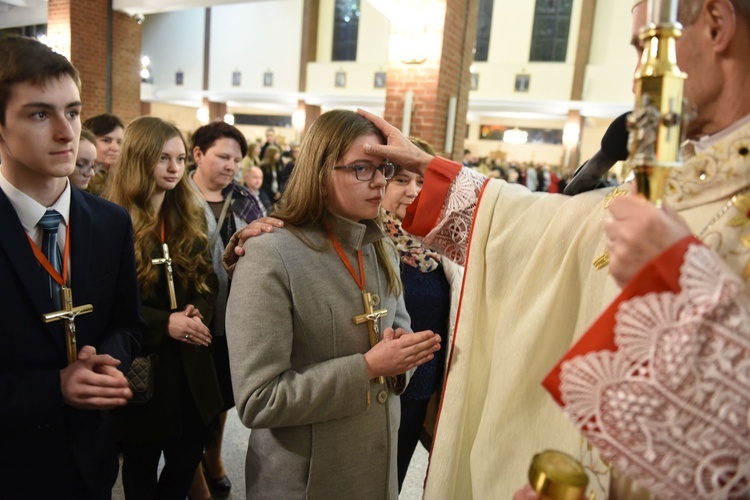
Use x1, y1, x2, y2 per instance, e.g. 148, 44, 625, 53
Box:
561, 242, 750, 498
411, 122, 750, 499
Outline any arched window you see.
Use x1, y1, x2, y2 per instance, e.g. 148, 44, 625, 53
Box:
529, 0, 573, 62
332, 0, 361, 61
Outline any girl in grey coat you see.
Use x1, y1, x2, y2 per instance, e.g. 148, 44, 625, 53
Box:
226, 110, 441, 499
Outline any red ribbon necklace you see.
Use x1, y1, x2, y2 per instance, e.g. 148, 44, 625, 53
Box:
26, 223, 71, 287
323, 222, 365, 291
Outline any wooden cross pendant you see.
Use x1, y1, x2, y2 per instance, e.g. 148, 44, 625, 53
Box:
152, 242, 177, 310
353, 290, 388, 384
43, 286, 94, 365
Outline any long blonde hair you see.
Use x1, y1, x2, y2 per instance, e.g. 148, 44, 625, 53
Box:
260, 145, 280, 167
103, 116, 212, 297
274, 109, 401, 296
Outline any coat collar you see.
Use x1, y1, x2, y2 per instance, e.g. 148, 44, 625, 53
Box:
324, 212, 386, 250
0, 189, 53, 316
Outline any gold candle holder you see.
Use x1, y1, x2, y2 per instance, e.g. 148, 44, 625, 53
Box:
528, 450, 589, 500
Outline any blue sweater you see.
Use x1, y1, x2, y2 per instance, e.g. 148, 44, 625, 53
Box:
400, 262, 451, 401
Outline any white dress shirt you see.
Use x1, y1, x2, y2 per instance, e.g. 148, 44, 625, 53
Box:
0, 169, 72, 273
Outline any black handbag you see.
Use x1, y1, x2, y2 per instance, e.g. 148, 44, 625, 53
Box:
126, 353, 158, 404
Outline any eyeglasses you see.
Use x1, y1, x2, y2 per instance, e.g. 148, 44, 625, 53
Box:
333, 162, 395, 181
75, 161, 99, 175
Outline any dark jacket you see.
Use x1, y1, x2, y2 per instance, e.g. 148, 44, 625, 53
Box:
115, 238, 222, 443
260, 160, 284, 202
0, 187, 143, 499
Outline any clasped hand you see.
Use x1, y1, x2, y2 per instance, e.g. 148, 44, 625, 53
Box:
168, 304, 212, 346
60, 345, 131, 410
363, 328, 441, 380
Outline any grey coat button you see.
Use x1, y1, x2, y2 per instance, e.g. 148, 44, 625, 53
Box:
377, 390, 388, 404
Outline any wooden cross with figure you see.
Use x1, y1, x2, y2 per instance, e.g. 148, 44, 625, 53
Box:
353, 290, 388, 384
152, 242, 177, 310
43, 286, 93, 365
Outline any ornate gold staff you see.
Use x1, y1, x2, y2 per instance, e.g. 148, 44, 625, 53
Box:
608, 3, 686, 497
595, 0, 686, 270
629, 0, 686, 205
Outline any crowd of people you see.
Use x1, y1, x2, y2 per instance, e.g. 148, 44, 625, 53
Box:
461, 151, 620, 195
0, 36, 444, 500
3, 0, 750, 497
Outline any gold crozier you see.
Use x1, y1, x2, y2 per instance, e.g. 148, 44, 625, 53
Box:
43, 286, 93, 365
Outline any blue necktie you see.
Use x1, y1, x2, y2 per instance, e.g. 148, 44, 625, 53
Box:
38, 210, 63, 308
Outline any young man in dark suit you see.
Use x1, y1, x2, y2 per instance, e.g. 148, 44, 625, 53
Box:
0, 35, 143, 499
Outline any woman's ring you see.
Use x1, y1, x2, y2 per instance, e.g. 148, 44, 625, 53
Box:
184, 334, 190, 340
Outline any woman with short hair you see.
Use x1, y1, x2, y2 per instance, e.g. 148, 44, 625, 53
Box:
82, 113, 124, 195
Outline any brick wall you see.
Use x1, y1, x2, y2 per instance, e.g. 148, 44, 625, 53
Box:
48, 0, 141, 125
383, 0, 478, 161
442, 0, 478, 161
112, 11, 142, 125
46, 0, 72, 61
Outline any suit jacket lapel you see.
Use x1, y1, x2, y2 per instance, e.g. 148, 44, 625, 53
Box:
68, 189, 97, 352
69, 188, 92, 297
0, 189, 66, 354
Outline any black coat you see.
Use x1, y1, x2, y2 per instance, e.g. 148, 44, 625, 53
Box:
260, 160, 284, 201
115, 239, 222, 443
